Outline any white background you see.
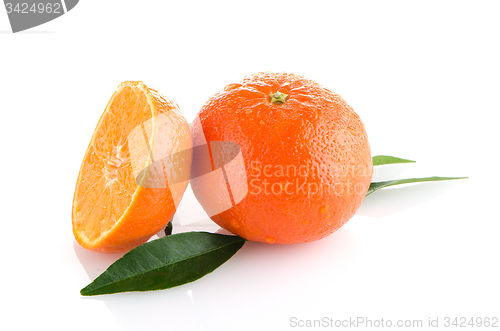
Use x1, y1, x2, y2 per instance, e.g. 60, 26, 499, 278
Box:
1, 1, 499, 330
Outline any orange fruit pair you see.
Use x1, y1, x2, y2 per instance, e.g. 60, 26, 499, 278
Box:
72, 73, 372, 252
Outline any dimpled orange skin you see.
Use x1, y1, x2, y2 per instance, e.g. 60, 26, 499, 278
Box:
191, 72, 373, 244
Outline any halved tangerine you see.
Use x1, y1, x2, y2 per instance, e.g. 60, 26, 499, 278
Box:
72, 81, 192, 253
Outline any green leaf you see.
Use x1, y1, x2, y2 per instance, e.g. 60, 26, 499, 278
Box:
366, 176, 467, 196
372, 155, 416, 166
80, 232, 246, 296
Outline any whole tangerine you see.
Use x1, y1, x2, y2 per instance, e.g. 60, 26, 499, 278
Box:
190, 72, 372, 244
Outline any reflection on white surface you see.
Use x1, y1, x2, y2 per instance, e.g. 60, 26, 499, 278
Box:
75, 226, 361, 331
73, 241, 125, 280
72, 162, 470, 331
358, 180, 462, 218
359, 163, 464, 218
371, 163, 413, 182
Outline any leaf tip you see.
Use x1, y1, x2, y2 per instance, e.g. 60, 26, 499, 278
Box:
80, 284, 100, 296
372, 155, 416, 166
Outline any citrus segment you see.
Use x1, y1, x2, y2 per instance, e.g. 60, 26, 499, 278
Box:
72, 81, 192, 253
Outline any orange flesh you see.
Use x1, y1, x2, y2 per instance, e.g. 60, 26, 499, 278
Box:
73, 86, 153, 244
72, 82, 192, 253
